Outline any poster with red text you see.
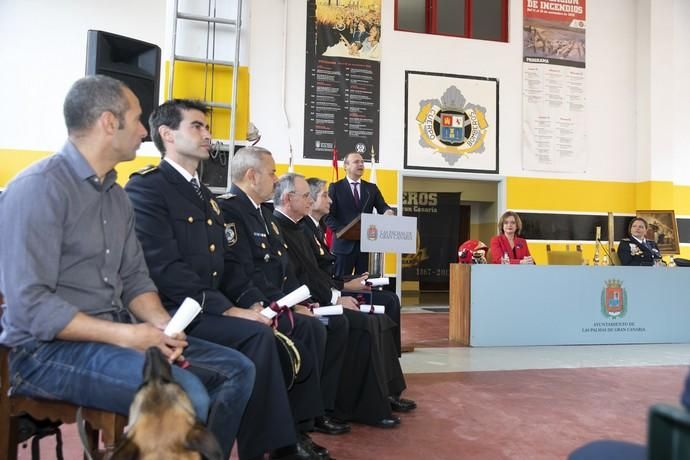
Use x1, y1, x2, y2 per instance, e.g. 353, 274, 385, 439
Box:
522, 0, 587, 172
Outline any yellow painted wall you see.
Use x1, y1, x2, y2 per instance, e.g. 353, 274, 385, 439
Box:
4, 151, 688, 269
164, 61, 250, 141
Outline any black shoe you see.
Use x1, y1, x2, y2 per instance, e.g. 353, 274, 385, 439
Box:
313, 415, 351, 435
269, 444, 309, 460
389, 395, 417, 412
300, 433, 330, 459
370, 415, 401, 428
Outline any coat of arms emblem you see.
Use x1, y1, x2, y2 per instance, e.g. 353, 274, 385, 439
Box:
601, 279, 627, 318
367, 225, 378, 241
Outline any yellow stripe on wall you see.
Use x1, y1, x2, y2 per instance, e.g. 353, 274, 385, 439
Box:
164, 61, 250, 141
0, 149, 159, 188
507, 177, 638, 213
507, 177, 684, 214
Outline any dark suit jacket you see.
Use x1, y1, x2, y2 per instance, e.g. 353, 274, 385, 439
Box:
617, 237, 661, 266
325, 178, 391, 256
125, 161, 230, 315
490, 234, 533, 264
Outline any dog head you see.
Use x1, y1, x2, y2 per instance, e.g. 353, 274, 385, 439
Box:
111, 347, 222, 460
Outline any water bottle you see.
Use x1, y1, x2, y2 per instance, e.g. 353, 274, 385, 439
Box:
501, 252, 510, 265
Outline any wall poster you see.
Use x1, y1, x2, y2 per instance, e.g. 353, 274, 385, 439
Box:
522, 0, 587, 172
404, 71, 499, 174
303, 0, 381, 160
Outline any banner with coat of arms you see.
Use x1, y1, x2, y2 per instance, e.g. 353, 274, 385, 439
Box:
404, 71, 498, 173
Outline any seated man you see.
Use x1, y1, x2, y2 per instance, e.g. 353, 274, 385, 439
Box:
125, 99, 298, 460
273, 173, 415, 427
217, 146, 341, 459
0, 76, 254, 459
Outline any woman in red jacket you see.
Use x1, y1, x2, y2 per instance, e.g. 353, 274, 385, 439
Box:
490, 211, 535, 264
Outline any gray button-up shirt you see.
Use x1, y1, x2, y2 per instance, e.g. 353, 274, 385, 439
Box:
0, 141, 157, 347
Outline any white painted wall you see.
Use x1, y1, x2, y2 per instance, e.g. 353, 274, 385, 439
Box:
2, 0, 689, 185
0, 0, 166, 155
249, 0, 643, 181
671, 0, 690, 185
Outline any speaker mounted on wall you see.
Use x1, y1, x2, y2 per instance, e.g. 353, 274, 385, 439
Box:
86, 30, 161, 141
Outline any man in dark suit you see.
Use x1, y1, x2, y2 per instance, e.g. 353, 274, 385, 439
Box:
218, 146, 349, 458
307, 178, 404, 356
325, 152, 394, 277
125, 99, 297, 460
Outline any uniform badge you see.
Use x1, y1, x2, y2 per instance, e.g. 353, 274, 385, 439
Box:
224, 222, 237, 246
272, 222, 280, 235
629, 243, 640, 256
210, 199, 221, 215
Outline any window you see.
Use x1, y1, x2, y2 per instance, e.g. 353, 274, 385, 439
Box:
395, 0, 509, 42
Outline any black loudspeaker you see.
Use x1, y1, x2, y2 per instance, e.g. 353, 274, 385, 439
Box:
85, 30, 161, 141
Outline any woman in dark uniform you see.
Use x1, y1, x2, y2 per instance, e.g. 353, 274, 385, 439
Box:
617, 217, 662, 266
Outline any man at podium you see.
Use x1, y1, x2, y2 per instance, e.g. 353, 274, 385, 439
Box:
325, 152, 394, 276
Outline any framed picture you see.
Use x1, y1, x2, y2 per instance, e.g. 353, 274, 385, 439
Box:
404, 70, 499, 173
635, 210, 680, 254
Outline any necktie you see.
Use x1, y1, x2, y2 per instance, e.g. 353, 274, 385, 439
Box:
258, 207, 269, 234
190, 178, 204, 201
352, 182, 361, 209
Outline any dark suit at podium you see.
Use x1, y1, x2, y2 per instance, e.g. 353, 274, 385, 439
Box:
325, 178, 392, 276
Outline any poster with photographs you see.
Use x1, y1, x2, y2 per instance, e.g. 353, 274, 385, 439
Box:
303, 0, 381, 160
404, 71, 498, 174
522, 0, 587, 173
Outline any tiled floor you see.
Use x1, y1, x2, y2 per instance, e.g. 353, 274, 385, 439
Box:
16, 303, 690, 459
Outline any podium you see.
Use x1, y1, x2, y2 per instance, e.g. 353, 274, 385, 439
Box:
335, 215, 361, 241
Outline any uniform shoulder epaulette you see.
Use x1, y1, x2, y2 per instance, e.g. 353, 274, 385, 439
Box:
129, 165, 159, 178
216, 192, 236, 200
621, 237, 631, 242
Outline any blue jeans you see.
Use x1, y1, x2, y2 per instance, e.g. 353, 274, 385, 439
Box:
9, 336, 255, 458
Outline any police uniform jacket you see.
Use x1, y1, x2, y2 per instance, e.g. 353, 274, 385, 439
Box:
218, 184, 298, 307
617, 237, 661, 266
125, 162, 230, 315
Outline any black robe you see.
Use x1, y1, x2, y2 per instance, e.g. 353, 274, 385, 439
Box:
274, 210, 406, 424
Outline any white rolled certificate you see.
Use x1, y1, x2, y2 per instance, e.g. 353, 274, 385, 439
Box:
277, 285, 311, 306
359, 304, 385, 314
260, 285, 312, 318
363, 277, 389, 287
313, 305, 343, 316
260, 308, 278, 319
164, 297, 202, 336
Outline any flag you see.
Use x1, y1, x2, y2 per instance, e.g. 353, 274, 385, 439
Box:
369, 145, 377, 184
331, 144, 339, 182
288, 145, 295, 173
326, 144, 339, 248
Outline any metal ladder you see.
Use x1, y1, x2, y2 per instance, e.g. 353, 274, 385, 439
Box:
167, 0, 243, 173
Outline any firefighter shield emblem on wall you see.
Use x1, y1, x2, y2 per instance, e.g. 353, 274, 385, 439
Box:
415, 85, 489, 166
601, 279, 627, 318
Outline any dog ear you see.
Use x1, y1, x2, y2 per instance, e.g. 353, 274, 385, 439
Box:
185, 424, 223, 460
143, 346, 174, 384
110, 437, 141, 460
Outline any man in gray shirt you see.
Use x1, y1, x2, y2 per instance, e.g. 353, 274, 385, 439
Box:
0, 75, 255, 458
